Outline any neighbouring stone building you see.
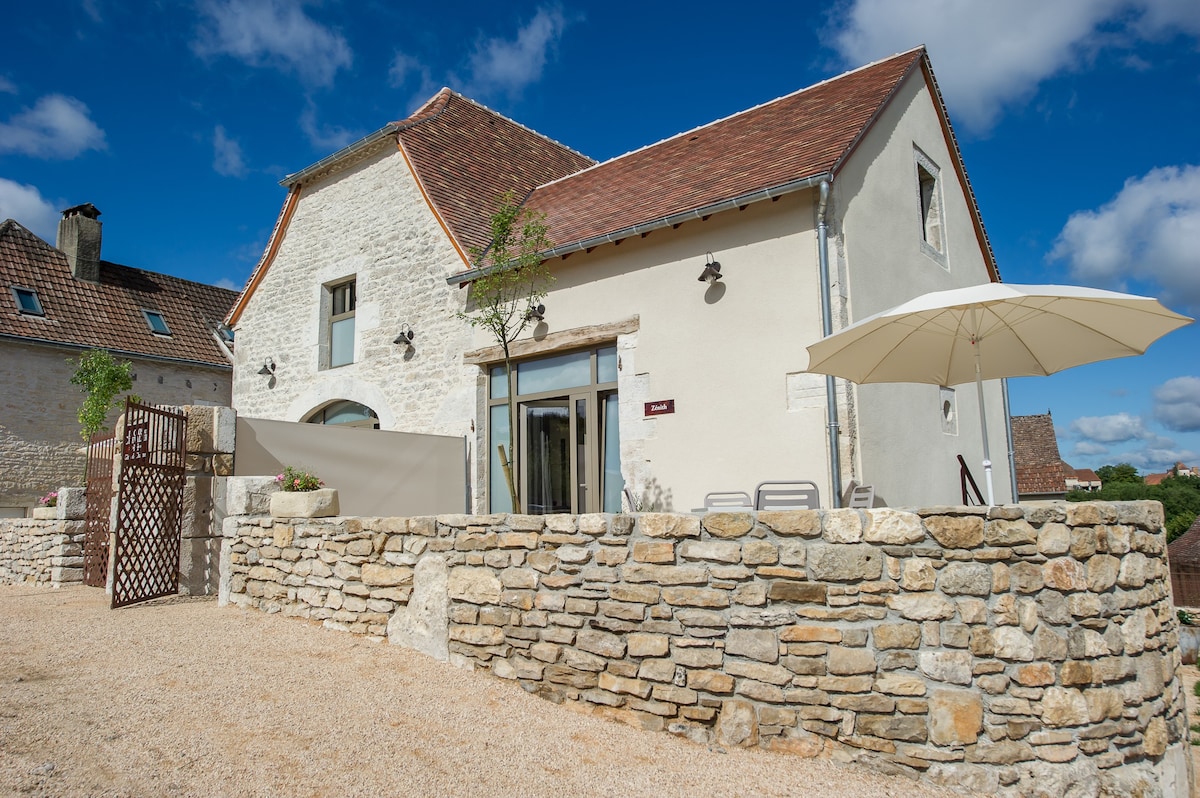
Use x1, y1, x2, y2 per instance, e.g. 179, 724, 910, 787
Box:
0, 205, 238, 516
227, 47, 1015, 514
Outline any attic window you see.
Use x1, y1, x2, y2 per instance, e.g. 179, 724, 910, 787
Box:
914, 147, 946, 264
11, 286, 44, 316
142, 310, 172, 336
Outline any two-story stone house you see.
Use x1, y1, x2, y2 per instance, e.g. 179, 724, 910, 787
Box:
227, 47, 1013, 512
0, 204, 238, 516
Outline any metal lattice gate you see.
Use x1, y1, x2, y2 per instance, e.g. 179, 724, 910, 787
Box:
82, 429, 117, 588
111, 400, 187, 609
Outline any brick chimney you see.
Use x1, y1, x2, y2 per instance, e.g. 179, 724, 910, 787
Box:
57, 203, 102, 282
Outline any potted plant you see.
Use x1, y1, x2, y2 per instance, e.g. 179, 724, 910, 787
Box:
32, 490, 59, 519
269, 466, 339, 518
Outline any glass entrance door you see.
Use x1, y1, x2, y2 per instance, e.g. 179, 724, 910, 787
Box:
488, 345, 623, 514
520, 400, 576, 515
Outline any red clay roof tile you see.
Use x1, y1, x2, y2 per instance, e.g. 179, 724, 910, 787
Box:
1011, 413, 1067, 496
522, 49, 923, 252
0, 219, 236, 367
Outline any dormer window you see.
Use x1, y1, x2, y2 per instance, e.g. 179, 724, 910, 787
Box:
11, 286, 44, 316
142, 310, 171, 336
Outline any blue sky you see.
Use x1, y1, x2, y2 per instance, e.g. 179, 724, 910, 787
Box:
2, 1, 1198, 475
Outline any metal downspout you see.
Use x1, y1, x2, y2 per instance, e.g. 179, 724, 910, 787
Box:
1002, 377, 1017, 503
817, 179, 843, 507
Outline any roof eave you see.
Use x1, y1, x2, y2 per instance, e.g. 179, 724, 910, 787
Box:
446, 172, 834, 286
281, 124, 399, 188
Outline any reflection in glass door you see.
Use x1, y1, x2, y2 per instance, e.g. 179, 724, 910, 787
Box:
521, 402, 573, 515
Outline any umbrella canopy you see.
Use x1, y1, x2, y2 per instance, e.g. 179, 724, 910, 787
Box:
805, 283, 1193, 504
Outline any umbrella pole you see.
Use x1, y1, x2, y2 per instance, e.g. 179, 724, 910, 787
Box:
971, 318, 995, 506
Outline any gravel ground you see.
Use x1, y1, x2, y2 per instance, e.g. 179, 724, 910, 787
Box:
0, 584, 994, 797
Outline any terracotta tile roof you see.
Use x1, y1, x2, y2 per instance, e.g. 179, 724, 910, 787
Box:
0, 219, 237, 367
396, 90, 596, 260
1169, 516, 1200, 566
1011, 413, 1067, 496
521, 48, 924, 253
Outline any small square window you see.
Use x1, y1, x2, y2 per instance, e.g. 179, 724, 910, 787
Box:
142, 310, 171, 335
11, 286, 44, 316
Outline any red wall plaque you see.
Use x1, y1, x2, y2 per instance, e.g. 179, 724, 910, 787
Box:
644, 399, 675, 416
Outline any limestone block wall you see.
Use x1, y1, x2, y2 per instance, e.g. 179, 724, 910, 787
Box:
0, 519, 85, 587
220, 501, 1192, 798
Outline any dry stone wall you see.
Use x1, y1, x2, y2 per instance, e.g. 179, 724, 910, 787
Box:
220, 500, 1192, 797
0, 519, 85, 587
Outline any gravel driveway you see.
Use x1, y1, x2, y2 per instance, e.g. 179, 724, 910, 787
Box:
0, 584, 985, 797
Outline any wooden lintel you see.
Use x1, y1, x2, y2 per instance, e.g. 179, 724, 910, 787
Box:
463, 316, 640, 365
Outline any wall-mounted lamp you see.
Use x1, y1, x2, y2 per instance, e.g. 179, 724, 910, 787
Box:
257, 358, 276, 376
393, 326, 415, 348
698, 252, 722, 283
524, 303, 546, 322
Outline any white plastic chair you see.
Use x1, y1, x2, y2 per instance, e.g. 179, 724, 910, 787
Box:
703, 491, 753, 510
754, 480, 820, 510
848, 484, 875, 508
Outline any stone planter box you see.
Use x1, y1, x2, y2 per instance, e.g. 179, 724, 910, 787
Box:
269, 488, 339, 519
31, 507, 57, 520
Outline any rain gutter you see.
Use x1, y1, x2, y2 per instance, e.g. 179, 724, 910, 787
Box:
281, 124, 399, 187
445, 173, 833, 286
816, 178, 843, 508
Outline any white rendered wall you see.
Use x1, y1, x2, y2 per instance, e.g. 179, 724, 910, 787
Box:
833, 70, 1014, 506
469, 193, 832, 512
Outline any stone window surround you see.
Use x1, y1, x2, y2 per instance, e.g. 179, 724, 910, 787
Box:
913, 145, 947, 269
465, 317, 638, 515
318, 274, 357, 370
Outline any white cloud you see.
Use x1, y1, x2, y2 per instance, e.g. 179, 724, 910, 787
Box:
1048, 165, 1200, 311
1070, 411, 1148, 443
212, 125, 247, 177
1118, 443, 1198, 473
193, 0, 352, 87
456, 7, 569, 101
82, 0, 102, 23
1154, 376, 1200, 432
0, 94, 107, 158
0, 76, 16, 94
1071, 440, 1110, 457
0, 179, 60, 241
830, 0, 1198, 133
298, 104, 357, 151
389, 52, 441, 114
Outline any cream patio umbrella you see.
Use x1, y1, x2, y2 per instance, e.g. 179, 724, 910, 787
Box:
804, 283, 1193, 505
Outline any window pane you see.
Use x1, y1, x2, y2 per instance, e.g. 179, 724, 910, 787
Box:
597, 346, 618, 384
489, 404, 512, 513
516, 350, 589, 395
323, 401, 376, 425
602, 393, 623, 512
14, 288, 42, 315
333, 281, 356, 315
490, 365, 509, 399
331, 317, 355, 366
144, 311, 170, 335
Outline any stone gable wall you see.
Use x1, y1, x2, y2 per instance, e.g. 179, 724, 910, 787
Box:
0, 519, 85, 587
220, 501, 1192, 797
